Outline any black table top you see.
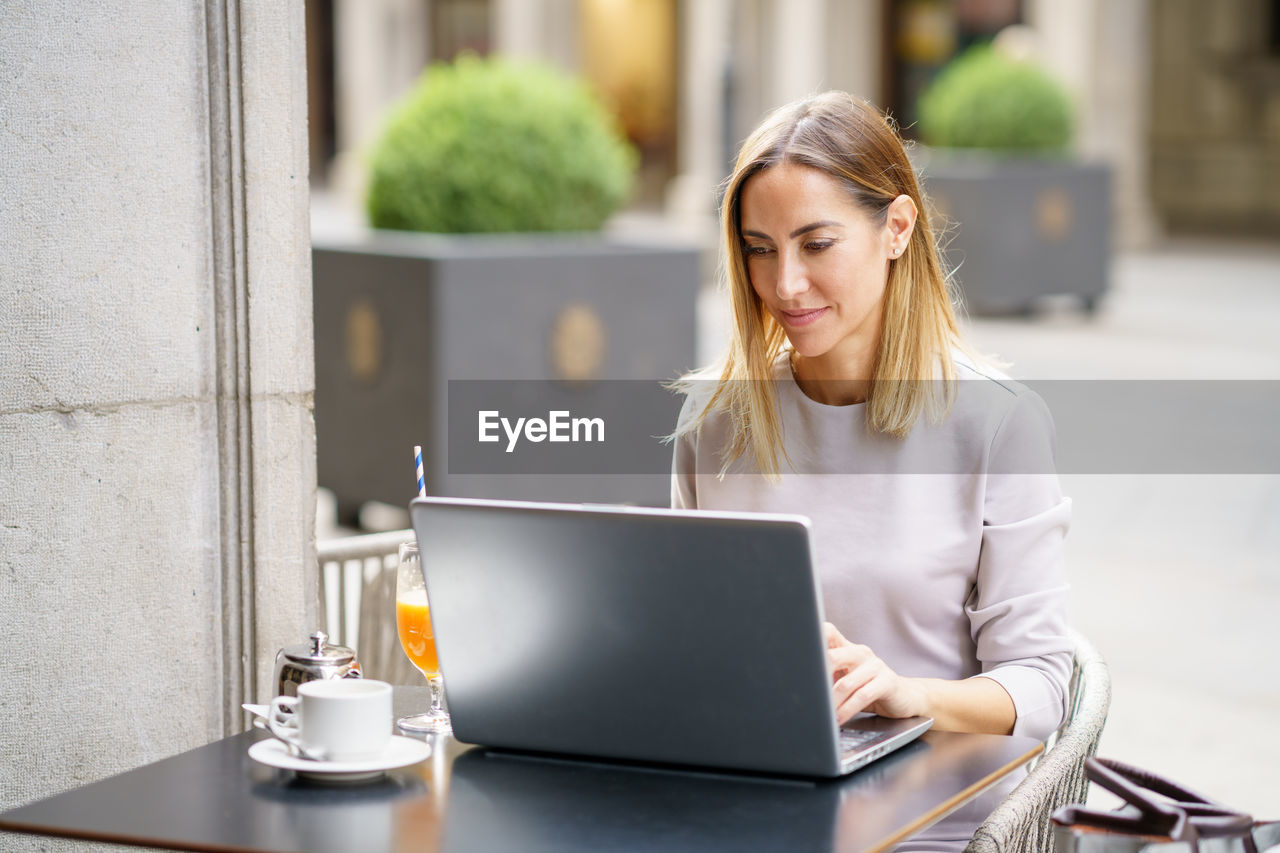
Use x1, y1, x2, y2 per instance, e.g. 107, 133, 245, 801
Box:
0, 688, 1042, 853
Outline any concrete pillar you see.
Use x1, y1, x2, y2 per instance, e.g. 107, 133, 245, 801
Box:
0, 0, 315, 835
1026, 0, 1159, 248
770, 0, 827, 107
494, 0, 546, 59
1026, 0, 1097, 141
329, 0, 431, 205
825, 0, 883, 104
493, 0, 579, 69
666, 0, 733, 232
1089, 0, 1160, 247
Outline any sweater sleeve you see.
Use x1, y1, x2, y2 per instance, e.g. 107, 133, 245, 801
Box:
670, 393, 700, 509
966, 389, 1073, 740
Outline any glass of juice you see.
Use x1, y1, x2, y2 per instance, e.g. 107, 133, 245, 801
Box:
394, 540, 451, 733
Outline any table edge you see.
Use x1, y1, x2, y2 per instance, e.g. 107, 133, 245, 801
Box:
867, 738, 1045, 853
0, 821, 259, 853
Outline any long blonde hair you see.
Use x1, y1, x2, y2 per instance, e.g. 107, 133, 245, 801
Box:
682, 91, 964, 478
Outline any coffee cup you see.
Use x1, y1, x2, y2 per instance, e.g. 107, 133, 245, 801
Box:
268, 679, 392, 762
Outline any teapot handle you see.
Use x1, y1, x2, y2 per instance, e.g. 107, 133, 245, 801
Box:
268, 696, 302, 747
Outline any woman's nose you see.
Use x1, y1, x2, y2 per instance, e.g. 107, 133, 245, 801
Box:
775, 255, 810, 300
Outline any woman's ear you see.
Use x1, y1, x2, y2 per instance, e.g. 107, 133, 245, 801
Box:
885, 194, 918, 258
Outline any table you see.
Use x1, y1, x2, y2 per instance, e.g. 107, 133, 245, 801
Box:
0, 688, 1042, 853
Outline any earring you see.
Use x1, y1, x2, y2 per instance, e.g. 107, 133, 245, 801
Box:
892, 246, 902, 256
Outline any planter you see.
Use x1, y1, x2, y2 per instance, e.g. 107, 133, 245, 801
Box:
313, 230, 700, 519
918, 153, 1111, 315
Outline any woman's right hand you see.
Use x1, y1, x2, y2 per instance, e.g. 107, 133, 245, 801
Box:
823, 622, 927, 725
825, 622, 1018, 734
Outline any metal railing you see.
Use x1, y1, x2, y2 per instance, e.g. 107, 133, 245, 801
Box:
317, 528, 419, 685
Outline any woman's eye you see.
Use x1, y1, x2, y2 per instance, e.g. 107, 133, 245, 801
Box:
805, 239, 835, 252
743, 245, 773, 257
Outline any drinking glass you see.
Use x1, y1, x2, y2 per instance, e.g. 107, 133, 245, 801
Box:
394, 541, 451, 733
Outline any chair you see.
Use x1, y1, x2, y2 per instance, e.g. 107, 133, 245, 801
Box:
317, 528, 419, 685
964, 629, 1112, 853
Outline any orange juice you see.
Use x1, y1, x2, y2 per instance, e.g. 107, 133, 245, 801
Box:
396, 588, 439, 676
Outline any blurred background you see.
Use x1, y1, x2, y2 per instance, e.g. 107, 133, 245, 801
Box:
305, 0, 1279, 816
306, 0, 1279, 242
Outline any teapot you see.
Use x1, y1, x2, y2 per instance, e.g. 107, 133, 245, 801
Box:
273, 630, 361, 697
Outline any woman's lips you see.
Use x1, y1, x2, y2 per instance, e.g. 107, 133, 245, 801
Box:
780, 307, 828, 327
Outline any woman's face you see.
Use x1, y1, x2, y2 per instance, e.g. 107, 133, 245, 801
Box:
739, 162, 911, 371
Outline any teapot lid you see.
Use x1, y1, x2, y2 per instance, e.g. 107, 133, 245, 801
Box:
280, 630, 355, 665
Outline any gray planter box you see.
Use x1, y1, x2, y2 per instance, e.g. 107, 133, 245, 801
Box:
313, 230, 700, 519
918, 153, 1111, 315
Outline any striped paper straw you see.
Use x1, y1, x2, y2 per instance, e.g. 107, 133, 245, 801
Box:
414, 445, 426, 498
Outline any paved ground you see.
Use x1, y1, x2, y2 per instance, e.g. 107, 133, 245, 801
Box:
318, 227, 1280, 816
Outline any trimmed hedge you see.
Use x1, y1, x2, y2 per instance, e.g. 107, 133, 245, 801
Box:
366, 56, 636, 233
918, 45, 1073, 152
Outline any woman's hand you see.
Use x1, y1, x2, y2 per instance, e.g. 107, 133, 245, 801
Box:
823, 622, 1018, 734
824, 622, 926, 724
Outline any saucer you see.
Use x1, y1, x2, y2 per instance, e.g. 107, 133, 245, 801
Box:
249, 735, 431, 783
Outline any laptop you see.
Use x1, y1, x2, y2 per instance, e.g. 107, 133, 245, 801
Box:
408, 496, 932, 777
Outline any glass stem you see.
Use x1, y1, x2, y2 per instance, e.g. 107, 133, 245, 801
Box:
429, 675, 443, 714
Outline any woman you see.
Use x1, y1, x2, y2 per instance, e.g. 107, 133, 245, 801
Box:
671, 91, 1071, 741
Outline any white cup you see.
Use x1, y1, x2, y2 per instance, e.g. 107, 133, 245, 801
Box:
268, 679, 392, 762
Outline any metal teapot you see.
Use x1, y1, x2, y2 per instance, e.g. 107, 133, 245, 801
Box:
273, 630, 362, 697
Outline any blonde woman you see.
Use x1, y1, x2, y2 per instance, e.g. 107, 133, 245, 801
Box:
671, 92, 1071, 741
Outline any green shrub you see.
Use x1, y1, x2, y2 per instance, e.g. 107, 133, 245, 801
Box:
918, 45, 1073, 152
366, 56, 637, 233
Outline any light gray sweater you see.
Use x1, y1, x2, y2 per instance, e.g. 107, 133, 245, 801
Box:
671, 354, 1072, 740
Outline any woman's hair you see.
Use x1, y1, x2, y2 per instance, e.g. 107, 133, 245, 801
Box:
682, 91, 965, 478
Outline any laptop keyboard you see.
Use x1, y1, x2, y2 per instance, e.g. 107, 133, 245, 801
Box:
839, 728, 883, 754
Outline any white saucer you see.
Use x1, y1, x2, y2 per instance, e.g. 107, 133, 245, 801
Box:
249, 735, 431, 782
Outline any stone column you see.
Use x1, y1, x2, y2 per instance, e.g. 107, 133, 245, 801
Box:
825, 0, 883, 103
0, 0, 315, 838
329, 0, 431, 205
1089, 0, 1159, 247
770, 0, 827, 107
492, 0, 579, 69
1026, 0, 1159, 248
666, 0, 733, 231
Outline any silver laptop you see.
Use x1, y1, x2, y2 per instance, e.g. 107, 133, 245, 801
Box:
408, 496, 932, 777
